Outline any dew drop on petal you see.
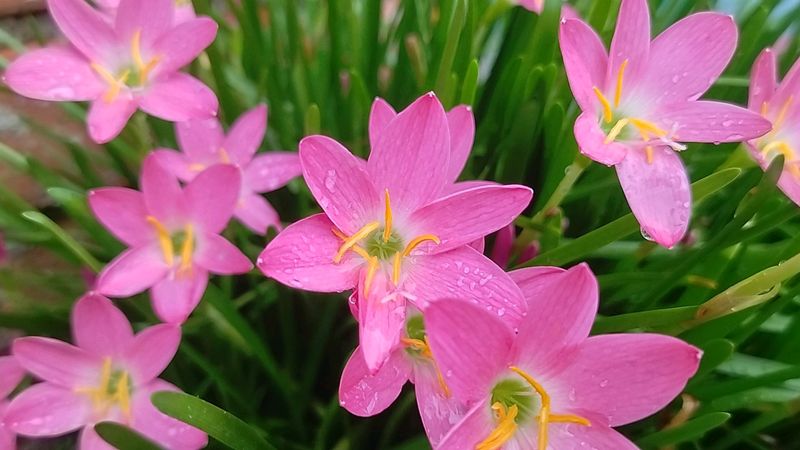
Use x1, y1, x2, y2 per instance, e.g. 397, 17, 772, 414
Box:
640, 227, 654, 242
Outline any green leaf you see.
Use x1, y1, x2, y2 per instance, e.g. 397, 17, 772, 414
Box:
592, 306, 698, 334
638, 412, 731, 448
95, 422, 163, 450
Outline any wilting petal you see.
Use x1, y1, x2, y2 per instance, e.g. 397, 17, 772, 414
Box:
96, 244, 169, 297
548, 424, 639, 450
0, 357, 25, 399
47, 0, 116, 61
12, 338, 100, 387
257, 214, 361, 292
554, 334, 701, 426
139, 73, 218, 121
645, 13, 736, 104
358, 273, 406, 373
176, 119, 225, 163
436, 401, 495, 450
413, 363, 467, 447
409, 185, 533, 253
71, 293, 134, 358
4, 383, 91, 436
88, 187, 151, 247
87, 94, 137, 144
131, 380, 208, 449
749, 48, 777, 110
559, 19, 608, 112
367, 93, 451, 213
151, 148, 195, 181
141, 153, 185, 224
659, 101, 771, 143
4, 46, 103, 101
616, 147, 690, 248
235, 194, 281, 234
151, 269, 209, 324
244, 152, 302, 193
339, 347, 412, 417
195, 233, 252, 274
574, 113, 628, 166
425, 300, 513, 403
153, 18, 218, 74
123, 325, 181, 385
446, 105, 475, 183
299, 135, 379, 234
185, 164, 240, 234
224, 104, 267, 165
609, 0, 650, 82
368, 97, 397, 150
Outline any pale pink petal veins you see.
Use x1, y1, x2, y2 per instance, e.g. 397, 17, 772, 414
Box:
87, 94, 137, 144
574, 112, 628, 166
131, 380, 208, 449
123, 324, 181, 385
235, 194, 281, 234
223, 104, 267, 165
413, 363, 468, 447
4, 383, 92, 437
141, 153, 185, 224
139, 73, 218, 121
338, 346, 412, 417
243, 152, 302, 193
88, 187, 151, 247
152, 18, 218, 74
12, 338, 100, 387
368, 97, 397, 151
659, 101, 771, 143
176, 119, 225, 164
749, 48, 777, 111
47, 0, 116, 61
615, 146, 691, 248
0, 357, 24, 399
151, 148, 196, 181
358, 272, 406, 373
151, 268, 209, 324
608, 0, 650, 83
194, 232, 252, 274
548, 424, 639, 450
445, 105, 475, 183
96, 244, 169, 297
559, 19, 608, 112
71, 293, 134, 358
185, 164, 240, 234
436, 401, 495, 450
3, 46, 104, 101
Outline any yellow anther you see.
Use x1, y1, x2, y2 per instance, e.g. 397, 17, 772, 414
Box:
363, 256, 380, 295
383, 189, 393, 243
131, 29, 160, 84
402, 234, 441, 257
179, 223, 194, 274
333, 221, 380, 263
476, 403, 519, 450
629, 117, 668, 138
189, 163, 207, 172
593, 87, 613, 124
392, 252, 402, 285
604, 118, 630, 144
645, 146, 654, 164
332, 228, 372, 260
401, 337, 451, 397
91, 63, 129, 103
761, 101, 769, 117
775, 96, 794, 129
74, 357, 132, 420
146, 216, 174, 266
549, 414, 592, 426
219, 147, 231, 164
614, 59, 629, 108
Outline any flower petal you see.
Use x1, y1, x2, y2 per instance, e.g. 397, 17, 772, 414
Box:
409, 185, 533, 254
368, 97, 397, 150
131, 379, 208, 449
616, 146, 690, 248
47, 0, 116, 61
115, 0, 173, 46
257, 214, 361, 292
235, 194, 281, 235
609, 0, 650, 83
12, 337, 100, 387
425, 299, 513, 404
358, 272, 406, 373
559, 19, 608, 112
185, 164, 240, 234
4, 383, 91, 437
4, 46, 103, 101
446, 105, 475, 183
548, 424, 638, 450
88, 187, 151, 247
141, 153, 185, 224
489, 224, 515, 268
176, 119, 225, 164
195, 232, 252, 274
151, 148, 196, 181
96, 244, 169, 297
555, 334, 701, 426
223, 104, 267, 165
243, 152, 302, 193
151, 269, 209, 324
436, 401, 495, 450
338, 346, 411, 417
0, 357, 24, 399
367, 92, 450, 213
749, 48, 777, 110
574, 112, 628, 166
79, 427, 114, 450
139, 73, 218, 122
413, 363, 468, 447
123, 324, 181, 385
71, 293, 134, 359
299, 135, 379, 234
772, 54, 800, 113
87, 95, 137, 144
659, 101, 771, 143
152, 18, 218, 74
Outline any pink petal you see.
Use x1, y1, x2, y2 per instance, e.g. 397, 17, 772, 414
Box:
223, 104, 267, 165
749, 48, 777, 110
96, 244, 169, 297
235, 194, 281, 234
123, 324, 180, 385
616, 147, 690, 248
151, 148, 195, 181
441, 180, 497, 195
0, 407, 15, 450
776, 169, 800, 207
574, 112, 628, 166
358, 272, 406, 373
338, 346, 411, 417
437, 401, 495, 450
299, 135, 379, 234
4, 383, 91, 437
243, 152, 302, 193
659, 101, 771, 143
79, 427, 114, 450
141, 153, 185, 225
87, 95, 137, 144
555, 334, 701, 426
772, 54, 800, 112
152, 18, 217, 74
425, 299, 513, 404
151, 269, 209, 324
517, 0, 543, 13
445, 105, 475, 183
3, 46, 103, 101
367, 92, 451, 213
548, 424, 638, 450
257, 214, 361, 292
609, 0, 650, 83
409, 184, 533, 254
71, 293, 134, 359
131, 379, 208, 449
368, 97, 397, 150
413, 363, 468, 447
139, 73, 218, 121
88, 187, 151, 247
0, 357, 24, 399
470, 236, 485, 254
47, 0, 116, 61
510, 264, 598, 376
194, 232, 252, 274
644, 13, 737, 104
185, 164, 240, 234
12, 337, 100, 387
559, 19, 608, 112
489, 224, 515, 268
176, 119, 225, 164
115, 0, 173, 45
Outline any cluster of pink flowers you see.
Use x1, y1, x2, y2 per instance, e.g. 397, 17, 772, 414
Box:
2, 0, 800, 448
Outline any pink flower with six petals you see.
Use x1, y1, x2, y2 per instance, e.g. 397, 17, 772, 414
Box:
95, 0, 196, 25
0, 356, 25, 450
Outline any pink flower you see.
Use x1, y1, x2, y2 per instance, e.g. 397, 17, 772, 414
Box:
258, 92, 532, 372
746, 48, 800, 205
152, 105, 302, 234
517, 0, 544, 14
0, 356, 25, 450
489, 224, 538, 269
4, 294, 207, 449
3, 0, 218, 143
560, 0, 771, 248
95, 0, 196, 25
426, 264, 702, 449
90, 154, 252, 324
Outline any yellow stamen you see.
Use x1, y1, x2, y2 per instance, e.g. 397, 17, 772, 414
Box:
476, 402, 519, 450
333, 221, 380, 263
761, 101, 769, 117
90, 63, 129, 103
603, 118, 630, 144
629, 118, 668, 138
146, 216, 174, 266
402, 234, 441, 257
219, 147, 231, 164
614, 59, 629, 108
363, 256, 380, 295
645, 146, 654, 164
393, 252, 402, 285
189, 163, 207, 172
549, 414, 592, 426
402, 337, 451, 398
131, 29, 161, 83
593, 87, 613, 124
383, 189, 393, 243
775, 96, 794, 129
74, 357, 132, 420
332, 228, 371, 260
179, 224, 194, 274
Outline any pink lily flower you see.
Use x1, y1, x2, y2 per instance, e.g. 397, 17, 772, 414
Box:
746, 48, 800, 205
425, 263, 701, 449
490, 224, 538, 269
95, 0, 196, 25
90, 154, 252, 324
3, 0, 218, 143
258, 92, 532, 372
4, 294, 207, 449
560, 0, 771, 247
0, 356, 25, 450
152, 105, 302, 234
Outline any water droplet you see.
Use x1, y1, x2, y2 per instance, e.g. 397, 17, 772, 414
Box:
497, 308, 506, 317
640, 227, 654, 242
599, 379, 609, 387
324, 169, 337, 191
